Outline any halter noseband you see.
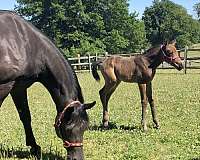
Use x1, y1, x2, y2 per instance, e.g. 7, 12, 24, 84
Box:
63, 141, 83, 148
160, 45, 179, 63
54, 101, 83, 148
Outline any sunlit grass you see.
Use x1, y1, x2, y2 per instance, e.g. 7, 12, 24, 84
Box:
0, 69, 200, 159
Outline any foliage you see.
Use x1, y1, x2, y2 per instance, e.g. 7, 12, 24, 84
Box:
0, 70, 200, 159
194, 2, 200, 20
15, 0, 147, 56
142, 0, 200, 48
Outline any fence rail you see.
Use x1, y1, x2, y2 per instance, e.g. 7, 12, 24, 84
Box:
68, 47, 200, 74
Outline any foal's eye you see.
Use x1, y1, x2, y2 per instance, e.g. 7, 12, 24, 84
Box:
168, 51, 173, 55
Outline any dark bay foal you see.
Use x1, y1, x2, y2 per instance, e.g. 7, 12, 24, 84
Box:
92, 42, 183, 131
0, 10, 95, 160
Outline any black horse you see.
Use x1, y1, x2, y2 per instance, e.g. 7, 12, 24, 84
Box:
0, 10, 95, 160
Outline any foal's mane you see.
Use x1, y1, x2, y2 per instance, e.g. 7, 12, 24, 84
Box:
143, 45, 161, 56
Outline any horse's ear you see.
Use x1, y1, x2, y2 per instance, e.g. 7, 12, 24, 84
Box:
82, 101, 96, 110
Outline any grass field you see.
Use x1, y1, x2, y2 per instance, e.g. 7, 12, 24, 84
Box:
0, 69, 200, 160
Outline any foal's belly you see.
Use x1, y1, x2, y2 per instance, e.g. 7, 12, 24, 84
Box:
117, 68, 153, 84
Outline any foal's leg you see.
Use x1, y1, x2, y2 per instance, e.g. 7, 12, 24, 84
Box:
138, 83, 148, 132
146, 82, 160, 129
10, 88, 41, 158
100, 81, 120, 128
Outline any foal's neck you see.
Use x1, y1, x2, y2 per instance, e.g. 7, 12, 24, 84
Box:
143, 47, 163, 69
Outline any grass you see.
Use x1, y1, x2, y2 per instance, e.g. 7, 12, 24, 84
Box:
0, 69, 200, 159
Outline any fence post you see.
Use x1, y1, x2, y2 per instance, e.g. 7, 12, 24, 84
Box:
95, 53, 98, 61
88, 53, 91, 73
105, 52, 108, 57
77, 54, 81, 70
184, 46, 188, 74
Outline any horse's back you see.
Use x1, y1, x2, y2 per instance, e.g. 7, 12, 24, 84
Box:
0, 11, 47, 83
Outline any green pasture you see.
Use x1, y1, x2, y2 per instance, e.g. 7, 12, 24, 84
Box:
0, 69, 200, 160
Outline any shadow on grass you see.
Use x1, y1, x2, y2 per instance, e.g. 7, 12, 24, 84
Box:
89, 121, 138, 131
0, 144, 65, 160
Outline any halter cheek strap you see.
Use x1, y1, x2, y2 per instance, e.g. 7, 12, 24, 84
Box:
54, 101, 84, 148
54, 101, 82, 127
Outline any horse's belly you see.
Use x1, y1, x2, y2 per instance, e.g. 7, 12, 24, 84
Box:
0, 65, 22, 82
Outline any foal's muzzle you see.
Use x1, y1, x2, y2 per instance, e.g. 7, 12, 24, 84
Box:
171, 60, 183, 71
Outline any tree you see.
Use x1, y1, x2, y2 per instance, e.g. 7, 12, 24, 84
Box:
82, 0, 147, 53
194, 2, 200, 20
143, 0, 200, 48
15, 0, 147, 56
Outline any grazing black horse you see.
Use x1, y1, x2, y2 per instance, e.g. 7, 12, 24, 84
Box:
0, 10, 95, 160
92, 42, 183, 131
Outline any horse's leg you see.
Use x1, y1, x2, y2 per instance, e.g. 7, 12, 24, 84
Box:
146, 82, 160, 129
138, 83, 148, 132
10, 88, 41, 158
0, 82, 15, 107
100, 81, 120, 128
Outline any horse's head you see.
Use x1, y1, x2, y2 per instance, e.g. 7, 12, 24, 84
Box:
161, 42, 183, 70
54, 101, 96, 160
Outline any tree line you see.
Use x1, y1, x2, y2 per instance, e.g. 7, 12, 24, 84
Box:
15, 0, 200, 57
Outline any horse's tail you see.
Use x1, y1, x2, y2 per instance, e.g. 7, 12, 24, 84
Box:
91, 60, 102, 82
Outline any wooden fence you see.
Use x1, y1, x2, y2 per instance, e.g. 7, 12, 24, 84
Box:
68, 47, 200, 74
182, 48, 200, 74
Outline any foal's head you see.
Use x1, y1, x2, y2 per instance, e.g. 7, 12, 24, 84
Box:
54, 101, 96, 160
161, 42, 183, 70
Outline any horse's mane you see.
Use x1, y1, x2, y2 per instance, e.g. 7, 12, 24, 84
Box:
59, 50, 84, 104
3, 10, 84, 104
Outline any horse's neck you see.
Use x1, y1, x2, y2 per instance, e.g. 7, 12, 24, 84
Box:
41, 50, 83, 113
143, 47, 163, 69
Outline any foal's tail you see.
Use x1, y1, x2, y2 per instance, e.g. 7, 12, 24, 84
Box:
91, 61, 102, 82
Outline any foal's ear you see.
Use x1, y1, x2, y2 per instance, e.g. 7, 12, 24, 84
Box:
169, 39, 176, 46
161, 44, 166, 51
163, 41, 168, 46
82, 101, 96, 110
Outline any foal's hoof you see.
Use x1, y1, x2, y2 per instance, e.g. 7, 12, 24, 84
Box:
153, 122, 160, 129
154, 124, 160, 129
30, 145, 41, 159
142, 127, 148, 132
103, 125, 109, 130
102, 121, 109, 129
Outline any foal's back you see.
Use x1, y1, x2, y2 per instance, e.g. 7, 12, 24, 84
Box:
100, 55, 152, 83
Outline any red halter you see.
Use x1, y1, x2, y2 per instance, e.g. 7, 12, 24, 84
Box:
54, 101, 84, 148
63, 141, 83, 148
160, 45, 179, 63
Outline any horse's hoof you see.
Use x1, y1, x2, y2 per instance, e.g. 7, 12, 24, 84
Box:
30, 145, 41, 159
